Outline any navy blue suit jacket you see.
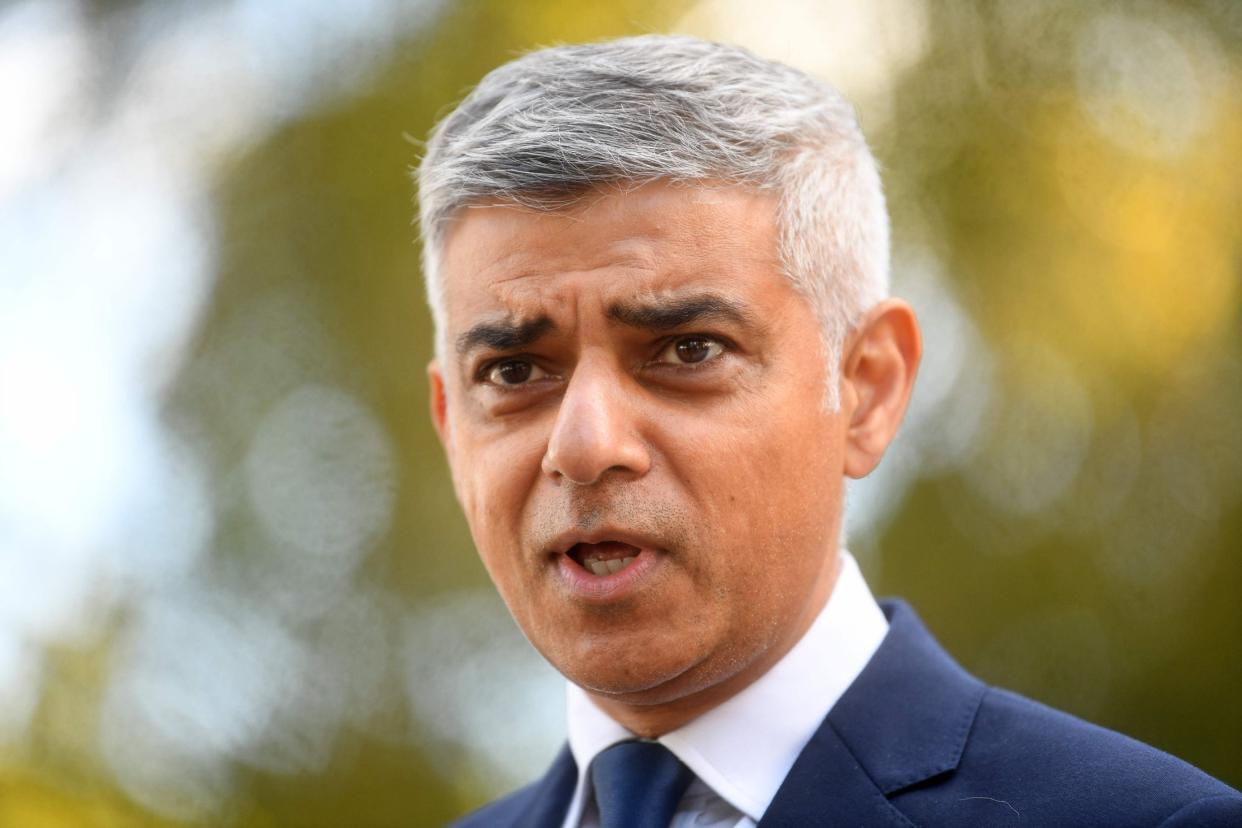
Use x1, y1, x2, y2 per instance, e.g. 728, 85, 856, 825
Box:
452, 600, 1242, 826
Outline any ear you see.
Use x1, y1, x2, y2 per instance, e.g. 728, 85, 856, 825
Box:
840, 299, 922, 479
428, 360, 452, 453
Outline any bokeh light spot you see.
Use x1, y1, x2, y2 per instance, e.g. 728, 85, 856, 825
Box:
245, 384, 396, 563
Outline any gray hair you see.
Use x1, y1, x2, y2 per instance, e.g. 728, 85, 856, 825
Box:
416, 34, 889, 408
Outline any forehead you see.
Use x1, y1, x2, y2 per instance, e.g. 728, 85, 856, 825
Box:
436, 182, 783, 324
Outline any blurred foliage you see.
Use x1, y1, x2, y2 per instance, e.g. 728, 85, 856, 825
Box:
872, 1, 1242, 783
2, 0, 1238, 825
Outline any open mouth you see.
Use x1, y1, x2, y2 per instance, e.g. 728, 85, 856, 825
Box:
567, 541, 642, 576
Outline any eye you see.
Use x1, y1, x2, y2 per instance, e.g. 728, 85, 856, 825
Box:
654, 335, 726, 366
483, 358, 550, 387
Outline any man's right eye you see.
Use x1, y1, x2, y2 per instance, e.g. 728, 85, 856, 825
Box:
484, 359, 549, 386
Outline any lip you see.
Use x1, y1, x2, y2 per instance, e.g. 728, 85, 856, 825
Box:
548, 528, 664, 603
548, 527, 664, 557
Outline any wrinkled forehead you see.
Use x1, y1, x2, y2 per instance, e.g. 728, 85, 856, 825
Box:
436, 182, 783, 327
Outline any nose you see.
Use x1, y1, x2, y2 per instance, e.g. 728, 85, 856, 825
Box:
542, 358, 651, 485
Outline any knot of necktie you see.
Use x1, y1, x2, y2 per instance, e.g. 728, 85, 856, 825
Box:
590, 740, 696, 828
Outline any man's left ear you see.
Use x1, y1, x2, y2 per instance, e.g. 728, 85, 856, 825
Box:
839, 299, 922, 479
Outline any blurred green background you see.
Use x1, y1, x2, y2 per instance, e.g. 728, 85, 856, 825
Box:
0, 0, 1238, 825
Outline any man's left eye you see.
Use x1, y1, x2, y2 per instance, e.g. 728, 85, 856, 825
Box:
654, 336, 725, 366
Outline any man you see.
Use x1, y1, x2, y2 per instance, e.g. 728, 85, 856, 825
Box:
418, 35, 1241, 827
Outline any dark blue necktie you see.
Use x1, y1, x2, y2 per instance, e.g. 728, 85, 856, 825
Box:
590, 740, 695, 828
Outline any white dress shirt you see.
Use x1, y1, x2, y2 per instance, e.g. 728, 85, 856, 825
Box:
561, 552, 889, 828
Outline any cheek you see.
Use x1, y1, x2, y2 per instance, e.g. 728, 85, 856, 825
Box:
668, 405, 844, 595
451, 425, 547, 551
676, 403, 842, 520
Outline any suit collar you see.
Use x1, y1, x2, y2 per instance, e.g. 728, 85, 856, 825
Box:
827, 598, 985, 795
758, 599, 984, 826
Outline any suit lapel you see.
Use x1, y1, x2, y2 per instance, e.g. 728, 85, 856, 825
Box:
758, 719, 915, 826
511, 745, 577, 828
759, 600, 985, 826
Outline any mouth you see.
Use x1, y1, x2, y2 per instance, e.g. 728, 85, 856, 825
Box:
567, 540, 642, 576
549, 529, 662, 601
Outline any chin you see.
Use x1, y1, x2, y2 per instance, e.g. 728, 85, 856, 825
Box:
557, 647, 703, 700
568, 646, 757, 711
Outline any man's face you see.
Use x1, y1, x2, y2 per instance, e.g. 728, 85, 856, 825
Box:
430, 182, 848, 715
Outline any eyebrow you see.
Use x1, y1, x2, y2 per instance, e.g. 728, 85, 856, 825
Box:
456, 316, 555, 356
454, 293, 756, 358
607, 293, 756, 332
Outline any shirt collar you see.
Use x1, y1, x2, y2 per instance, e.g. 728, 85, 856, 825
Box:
562, 551, 888, 824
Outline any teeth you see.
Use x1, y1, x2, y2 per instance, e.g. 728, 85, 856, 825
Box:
584, 556, 636, 577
